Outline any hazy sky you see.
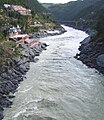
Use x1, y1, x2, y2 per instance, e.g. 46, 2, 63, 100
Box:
38, 0, 77, 4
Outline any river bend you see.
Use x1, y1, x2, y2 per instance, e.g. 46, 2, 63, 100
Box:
3, 26, 104, 120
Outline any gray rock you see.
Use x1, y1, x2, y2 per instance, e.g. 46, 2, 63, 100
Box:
17, 57, 29, 65
14, 56, 21, 64
0, 111, 4, 120
80, 36, 91, 45
97, 54, 104, 67
21, 50, 30, 57
29, 49, 35, 57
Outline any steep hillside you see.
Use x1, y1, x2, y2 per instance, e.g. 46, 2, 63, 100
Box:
48, 0, 99, 21
24, 0, 48, 13
0, 0, 24, 5
74, 0, 104, 21
73, 0, 104, 74
0, 0, 47, 13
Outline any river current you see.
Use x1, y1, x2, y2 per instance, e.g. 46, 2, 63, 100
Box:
3, 26, 104, 120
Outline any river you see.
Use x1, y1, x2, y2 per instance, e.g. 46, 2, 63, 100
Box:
3, 26, 104, 120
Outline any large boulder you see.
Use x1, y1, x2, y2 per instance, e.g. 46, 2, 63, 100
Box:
97, 54, 104, 67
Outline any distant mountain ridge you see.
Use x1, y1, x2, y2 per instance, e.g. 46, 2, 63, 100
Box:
42, 3, 55, 9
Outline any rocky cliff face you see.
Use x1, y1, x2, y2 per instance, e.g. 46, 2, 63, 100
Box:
75, 34, 104, 74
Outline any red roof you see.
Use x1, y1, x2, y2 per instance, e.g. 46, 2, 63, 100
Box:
23, 38, 32, 44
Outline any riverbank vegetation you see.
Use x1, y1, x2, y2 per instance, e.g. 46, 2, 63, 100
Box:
0, 41, 20, 66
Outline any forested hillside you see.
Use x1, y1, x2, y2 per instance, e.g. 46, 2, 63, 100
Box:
48, 0, 99, 21
74, 0, 104, 21
24, 0, 48, 13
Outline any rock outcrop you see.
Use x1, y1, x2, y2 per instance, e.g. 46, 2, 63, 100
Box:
75, 34, 104, 74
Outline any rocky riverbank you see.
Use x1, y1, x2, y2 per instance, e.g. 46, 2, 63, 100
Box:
66, 23, 96, 36
0, 26, 66, 120
75, 33, 104, 75
0, 41, 48, 120
67, 22, 104, 75
28, 26, 66, 38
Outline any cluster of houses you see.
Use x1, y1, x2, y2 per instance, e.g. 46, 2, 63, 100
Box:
9, 25, 21, 35
8, 25, 38, 48
4, 4, 49, 27
4, 4, 31, 15
3, 4, 39, 47
3, 4, 52, 48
